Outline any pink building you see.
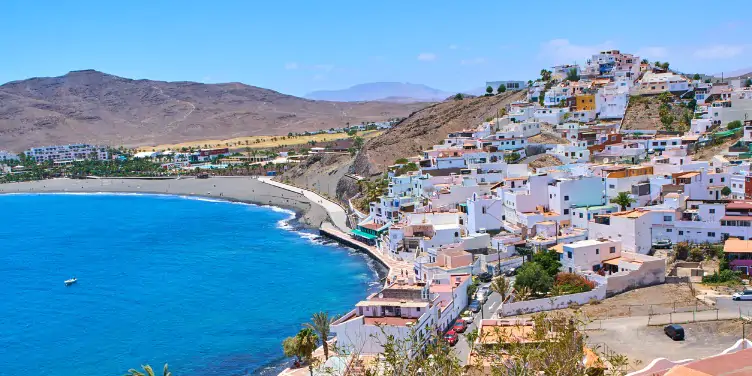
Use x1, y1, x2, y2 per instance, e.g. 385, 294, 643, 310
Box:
723, 238, 752, 275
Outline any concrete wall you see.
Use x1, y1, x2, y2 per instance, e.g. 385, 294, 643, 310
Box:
499, 283, 607, 316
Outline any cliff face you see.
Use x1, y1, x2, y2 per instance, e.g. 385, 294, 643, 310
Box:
353, 91, 527, 177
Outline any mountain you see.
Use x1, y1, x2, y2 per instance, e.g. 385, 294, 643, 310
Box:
0, 70, 427, 151
305, 82, 453, 102
712, 67, 752, 79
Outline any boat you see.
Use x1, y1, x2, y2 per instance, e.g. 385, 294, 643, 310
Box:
64, 278, 77, 286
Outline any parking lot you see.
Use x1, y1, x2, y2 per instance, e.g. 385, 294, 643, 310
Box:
587, 319, 748, 371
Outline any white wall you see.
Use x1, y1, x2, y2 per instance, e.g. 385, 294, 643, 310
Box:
499, 283, 606, 316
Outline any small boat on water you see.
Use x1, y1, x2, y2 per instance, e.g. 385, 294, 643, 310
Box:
64, 278, 77, 286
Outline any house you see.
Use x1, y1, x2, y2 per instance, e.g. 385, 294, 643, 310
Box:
595, 85, 629, 119
588, 209, 660, 254
534, 107, 570, 125
637, 72, 690, 94
330, 279, 439, 356
486, 80, 528, 91
575, 94, 596, 111
0, 151, 20, 163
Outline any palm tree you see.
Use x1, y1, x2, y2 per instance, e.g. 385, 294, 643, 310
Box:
304, 312, 332, 360
515, 286, 532, 301
296, 327, 319, 376
490, 276, 510, 304
125, 364, 170, 376
610, 191, 636, 211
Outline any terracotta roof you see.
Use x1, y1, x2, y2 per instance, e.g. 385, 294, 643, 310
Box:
726, 201, 752, 210
721, 216, 752, 221
664, 347, 752, 376
724, 238, 752, 254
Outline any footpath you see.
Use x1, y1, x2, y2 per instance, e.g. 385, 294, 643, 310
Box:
258, 177, 349, 232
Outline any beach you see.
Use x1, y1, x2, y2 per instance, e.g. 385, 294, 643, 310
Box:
0, 177, 332, 229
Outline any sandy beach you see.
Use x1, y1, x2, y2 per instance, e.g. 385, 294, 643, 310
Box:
0, 177, 332, 228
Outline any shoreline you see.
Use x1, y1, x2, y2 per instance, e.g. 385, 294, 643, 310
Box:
0, 177, 331, 228
0, 176, 390, 375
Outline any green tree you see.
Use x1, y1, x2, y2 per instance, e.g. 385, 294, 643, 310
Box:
497, 84, 507, 94
687, 98, 697, 110
503, 152, 521, 163
693, 73, 701, 80
660, 113, 676, 130
540, 69, 552, 81
610, 191, 636, 211
486, 86, 494, 95
728, 120, 743, 130
566, 68, 580, 81
296, 328, 318, 375
722, 186, 732, 196
304, 312, 332, 360
394, 158, 409, 164
641, 58, 649, 64
746, 78, 752, 88
661, 62, 670, 70
490, 276, 511, 303
282, 335, 301, 362
125, 364, 171, 376
514, 262, 554, 296
532, 248, 563, 277
453, 93, 464, 101
353, 136, 365, 150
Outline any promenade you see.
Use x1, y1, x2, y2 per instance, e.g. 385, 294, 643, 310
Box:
259, 177, 349, 232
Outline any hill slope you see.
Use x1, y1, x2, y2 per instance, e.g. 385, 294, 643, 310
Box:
353, 91, 527, 176
0, 70, 425, 151
305, 82, 451, 102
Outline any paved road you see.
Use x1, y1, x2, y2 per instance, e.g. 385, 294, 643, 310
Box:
259, 177, 349, 232
453, 285, 502, 365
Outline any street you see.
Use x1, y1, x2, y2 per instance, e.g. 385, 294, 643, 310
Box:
453, 283, 503, 365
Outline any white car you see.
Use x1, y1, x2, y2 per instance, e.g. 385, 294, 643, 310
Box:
461, 314, 474, 324
732, 290, 752, 301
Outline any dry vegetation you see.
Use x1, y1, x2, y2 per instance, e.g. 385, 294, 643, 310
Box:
528, 154, 564, 170
136, 130, 383, 152
622, 94, 693, 132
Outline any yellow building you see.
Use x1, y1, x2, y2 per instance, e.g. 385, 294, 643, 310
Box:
575, 94, 595, 111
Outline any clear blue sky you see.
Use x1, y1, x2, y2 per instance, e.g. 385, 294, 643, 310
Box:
2, 0, 750, 96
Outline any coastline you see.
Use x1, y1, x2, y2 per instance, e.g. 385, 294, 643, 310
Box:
0, 176, 390, 375
0, 177, 331, 229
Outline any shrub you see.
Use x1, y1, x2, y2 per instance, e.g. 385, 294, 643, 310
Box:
702, 269, 742, 285
394, 158, 408, 165
688, 248, 705, 262
728, 120, 743, 130
554, 272, 596, 295
675, 242, 691, 260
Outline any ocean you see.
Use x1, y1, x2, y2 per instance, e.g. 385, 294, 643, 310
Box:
0, 193, 382, 375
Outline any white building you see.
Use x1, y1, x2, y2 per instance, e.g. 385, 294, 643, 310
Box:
595, 85, 629, 119
534, 107, 570, 125
637, 72, 690, 94
486, 80, 528, 91
24, 144, 109, 163
0, 151, 19, 163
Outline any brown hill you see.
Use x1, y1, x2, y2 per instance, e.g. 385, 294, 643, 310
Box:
622, 94, 693, 132
0, 70, 425, 151
352, 91, 526, 176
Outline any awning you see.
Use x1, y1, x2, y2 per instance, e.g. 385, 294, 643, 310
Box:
603, 257, 622, 266
351, 228, 377, 240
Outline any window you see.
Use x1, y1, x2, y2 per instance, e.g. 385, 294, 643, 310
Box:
579, 213, 584, 218
609, 247, 616, 253
679, 230, 684, 235
667, 229, 673, 233
454, 232, 459, 237
663, 216, 672, 222
722, 177, 726, 182
567, 251, 572, 259
550, 194, 553, 199
708, 232, 716, 237
595, 248, 599, 255
564, 209, 570, 215
709, 179, 713, 184
609, 184, 615, 189
709, 208, 715, 214
564, 195, 570, 201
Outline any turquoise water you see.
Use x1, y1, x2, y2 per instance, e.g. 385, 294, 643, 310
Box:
0, 194, 381, 375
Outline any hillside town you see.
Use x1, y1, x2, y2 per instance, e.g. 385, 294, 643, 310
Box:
318, 49, 752, 375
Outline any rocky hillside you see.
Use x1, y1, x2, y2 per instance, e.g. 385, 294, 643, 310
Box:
622, 94, 693, 132
352, 91, 527, 176
0, 70, 425, 151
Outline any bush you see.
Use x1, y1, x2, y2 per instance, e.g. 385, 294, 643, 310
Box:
702, 269, 742, 285
728, 120, 743, 130
514, 262, 554, 296
553, 272, 596, 295
394, 158, 408, 165
688, 248, 705, 262
675, 242, 691, 260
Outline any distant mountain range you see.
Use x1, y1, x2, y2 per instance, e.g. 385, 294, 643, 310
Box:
712, 67, 752, 79
0, 70, 425, 151
306, 82, 455, 103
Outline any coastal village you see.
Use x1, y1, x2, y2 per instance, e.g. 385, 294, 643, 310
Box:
4, 49, 752, 375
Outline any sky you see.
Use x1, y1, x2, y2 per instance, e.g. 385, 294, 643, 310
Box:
2, 0, 751, 97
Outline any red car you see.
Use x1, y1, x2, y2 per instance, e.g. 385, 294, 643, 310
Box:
452, 319, 467, 333
444, 330, 458, 346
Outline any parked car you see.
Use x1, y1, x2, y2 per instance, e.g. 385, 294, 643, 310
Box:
664, 324, 685, 341
476, 291, 488, 303
477, 272, 492, 283
732, 289, 752, 301
468, 300, 481, 313
461, 313, 474, 324
505, 267, 517, 277
444, 330, 458, 346
453, 319, 468, 333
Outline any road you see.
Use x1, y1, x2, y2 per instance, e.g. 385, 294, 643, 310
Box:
259, 177, 349, 232
453, 284, 503, 365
